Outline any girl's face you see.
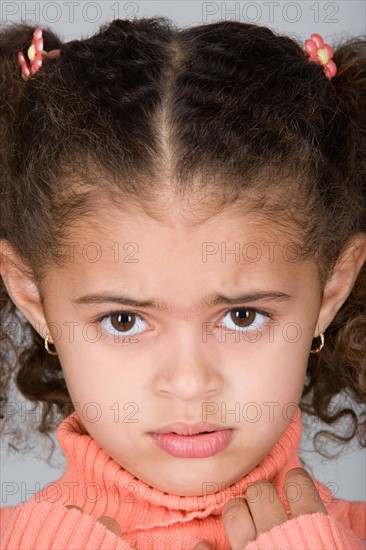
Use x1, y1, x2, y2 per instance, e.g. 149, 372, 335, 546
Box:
41, 204, 322, 496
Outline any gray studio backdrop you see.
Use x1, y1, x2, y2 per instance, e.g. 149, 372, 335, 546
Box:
1, 0, 365, 507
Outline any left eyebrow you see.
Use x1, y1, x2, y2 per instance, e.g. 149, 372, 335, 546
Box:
72, 290, 294, 313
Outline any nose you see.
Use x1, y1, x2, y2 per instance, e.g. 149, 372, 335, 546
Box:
153, 332, 223, 401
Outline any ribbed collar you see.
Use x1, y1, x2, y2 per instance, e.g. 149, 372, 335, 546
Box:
35, 410, 322, 532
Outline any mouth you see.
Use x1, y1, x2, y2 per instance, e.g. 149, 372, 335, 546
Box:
152, 422, 230, 436
150, 429, 234, 458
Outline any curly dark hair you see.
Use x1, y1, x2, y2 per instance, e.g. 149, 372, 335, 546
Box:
0, 18, 365, 464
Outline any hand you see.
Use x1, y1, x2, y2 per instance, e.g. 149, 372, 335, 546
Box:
192, 467, 328, 550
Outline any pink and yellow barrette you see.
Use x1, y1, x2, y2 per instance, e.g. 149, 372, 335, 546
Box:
18, 27, 60, 80
304, 33, 337, 80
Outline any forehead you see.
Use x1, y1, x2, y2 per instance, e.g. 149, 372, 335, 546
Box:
61, 200, 304, 260
70, 195, 302, 242
52, 203, 317, 299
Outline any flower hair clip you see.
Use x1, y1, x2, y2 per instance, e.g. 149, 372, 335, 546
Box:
18, 27, 60, 80
304, 33, 337, 80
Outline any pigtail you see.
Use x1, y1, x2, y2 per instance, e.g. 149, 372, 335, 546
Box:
332, 37, 366, 181
0, 24, 68, 462
0, 24, 62, 179
301, 37, 366, 455
332, 37, 366, 125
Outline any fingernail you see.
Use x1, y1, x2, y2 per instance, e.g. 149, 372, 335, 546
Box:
192, 540, 210, 549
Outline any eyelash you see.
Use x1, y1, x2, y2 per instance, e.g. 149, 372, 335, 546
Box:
94, 307, 275, 341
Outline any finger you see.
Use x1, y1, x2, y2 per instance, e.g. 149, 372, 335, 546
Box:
192, 540, 212, 550
284, 468, 328, 518
245, 480, 288, 535
96, 516, 123, 537
65, 506, 123, 538
65, 505, 85, 512
222, 496, 256, 548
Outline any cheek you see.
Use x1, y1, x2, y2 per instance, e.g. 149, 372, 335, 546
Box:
58, 360, 111, 415
228, 345, 307, 395
59, 357, 144, 426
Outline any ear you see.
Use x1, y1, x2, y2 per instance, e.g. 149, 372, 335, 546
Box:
315, 232, 366, 336
0, 239, 48, 338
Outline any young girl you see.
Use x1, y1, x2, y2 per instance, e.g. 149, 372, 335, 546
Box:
0, 17, 365, 550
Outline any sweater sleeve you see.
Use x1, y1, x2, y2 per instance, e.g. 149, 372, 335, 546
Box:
0, 500, 134, 550
327, 498, 366, 539
243, 512, 366, 550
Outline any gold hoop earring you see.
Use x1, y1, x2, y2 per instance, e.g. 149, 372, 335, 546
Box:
45, 334, 58, 356
310, 332, 325, 354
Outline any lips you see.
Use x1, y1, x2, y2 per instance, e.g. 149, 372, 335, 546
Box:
152, 421, 229, 436
151, 429, 234, 458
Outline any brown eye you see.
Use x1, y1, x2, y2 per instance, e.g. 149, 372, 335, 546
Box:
98, 311, 149, 340
110, 312, 136, 332
220, 308, 269, 332
230, 309, 256, 328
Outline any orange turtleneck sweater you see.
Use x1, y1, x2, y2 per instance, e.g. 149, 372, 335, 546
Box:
1, 410, 365, 549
